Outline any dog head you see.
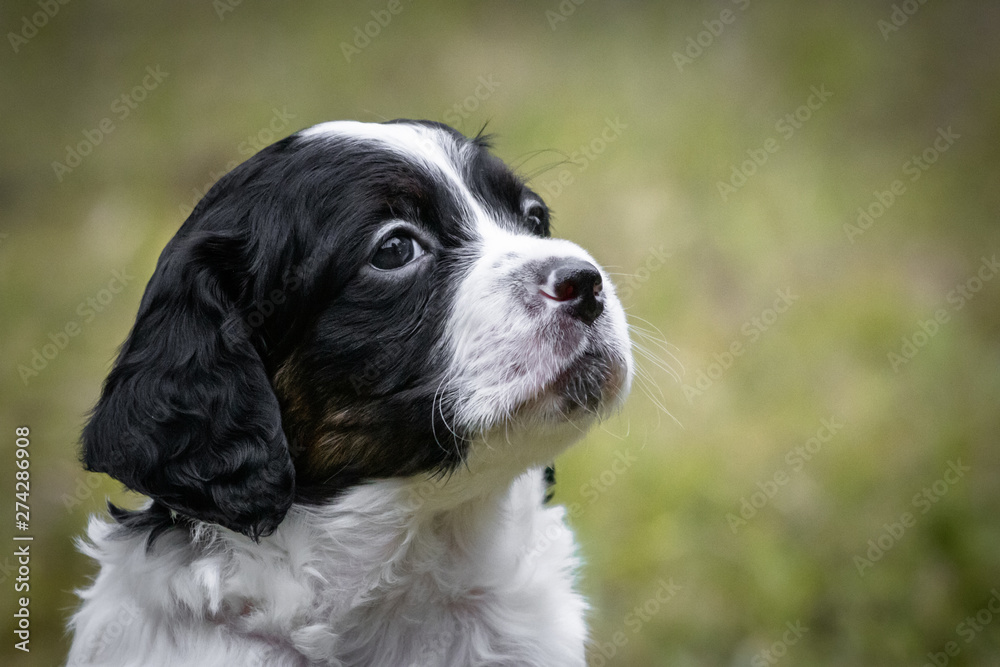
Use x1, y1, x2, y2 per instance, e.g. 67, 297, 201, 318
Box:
83, 120, 633, 538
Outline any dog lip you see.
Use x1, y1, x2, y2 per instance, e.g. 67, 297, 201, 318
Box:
539, 288, 561, 300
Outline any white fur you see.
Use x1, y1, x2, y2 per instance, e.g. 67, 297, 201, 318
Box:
303, 120, 494, 232
68, 456, 588, 666
444, 223, 632, 431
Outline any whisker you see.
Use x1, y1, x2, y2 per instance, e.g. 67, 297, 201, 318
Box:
431, 373, 463, 463
595, 413, 629, 441
628, 324, 684, 374
632, 343, 683, 383
632, 371, 682, 428
627, 319, 681, 353
511, 149, 571, 177
621, 318, 685, 429
516, 153, 574, 181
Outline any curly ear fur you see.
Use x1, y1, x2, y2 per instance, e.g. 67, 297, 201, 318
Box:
82, 231, 294, 539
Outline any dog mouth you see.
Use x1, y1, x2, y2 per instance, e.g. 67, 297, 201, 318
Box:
517, 345, 630, 421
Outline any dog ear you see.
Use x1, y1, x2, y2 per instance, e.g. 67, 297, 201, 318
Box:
82, 231, 294, 540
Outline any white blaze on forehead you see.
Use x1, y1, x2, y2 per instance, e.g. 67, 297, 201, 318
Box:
300, 120, 495, 233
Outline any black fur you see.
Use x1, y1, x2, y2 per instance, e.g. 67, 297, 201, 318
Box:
543, 464, 556, 504
106, 501, 191, 549
83, 120, 549, 538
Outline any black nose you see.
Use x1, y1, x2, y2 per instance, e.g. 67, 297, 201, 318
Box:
539, 258, 605, 326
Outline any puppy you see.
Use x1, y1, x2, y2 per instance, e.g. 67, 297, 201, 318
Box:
67, 119, 633, 666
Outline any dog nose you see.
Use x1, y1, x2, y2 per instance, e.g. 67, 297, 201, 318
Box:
539, 258, 605, 326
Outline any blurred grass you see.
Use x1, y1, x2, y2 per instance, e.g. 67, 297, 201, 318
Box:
2, 1, 999, 665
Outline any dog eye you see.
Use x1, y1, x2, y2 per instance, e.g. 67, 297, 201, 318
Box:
524, 204, 548, 233
371, 233, 426, 270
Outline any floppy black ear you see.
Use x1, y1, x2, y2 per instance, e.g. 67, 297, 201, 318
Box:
83, 231, 294, 540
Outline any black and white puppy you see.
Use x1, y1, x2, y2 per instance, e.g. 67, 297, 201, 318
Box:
67, 120, 633, 666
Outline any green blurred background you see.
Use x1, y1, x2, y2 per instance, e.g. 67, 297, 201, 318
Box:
2, 1, 999, 665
